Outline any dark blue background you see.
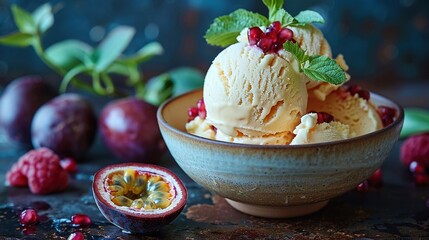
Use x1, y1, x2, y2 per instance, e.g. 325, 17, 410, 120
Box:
0, 0, 428, 87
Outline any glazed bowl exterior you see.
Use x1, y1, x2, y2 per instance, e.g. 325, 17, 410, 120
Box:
157, 89, 404, 218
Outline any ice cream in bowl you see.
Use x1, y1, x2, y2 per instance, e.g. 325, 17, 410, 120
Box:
157, 0, 404, 218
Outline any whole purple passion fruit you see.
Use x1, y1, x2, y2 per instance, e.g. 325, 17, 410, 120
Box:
0, 76, 56, 146
92, 163, 187, 234
99, 97, 164, 162
31, 93, 97, 159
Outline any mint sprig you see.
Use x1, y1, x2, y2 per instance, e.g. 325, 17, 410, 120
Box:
284, 41, 346, 85
204, 9, 269, 47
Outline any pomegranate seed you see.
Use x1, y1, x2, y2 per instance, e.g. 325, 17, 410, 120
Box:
269, 21, 281, 32
356, 180, 369, 192
357, 89, 370, 100
71, 214, 92, 227
248, 27, 264, 46
377, 106, 396, 127
60, 158, 78, 173
346, 85, 361, 95
22, 225, 37, 235
197, 99, 206, 119
257, 37, 274, 53
68, 232, 84, 240
20, 209, 38, 226
315, 112, 334, 124
414, 173, 429, 185
409, 161, 426, 174
277, 28, 294, 44
187, 107, 198, 121
368, 168, 383, 187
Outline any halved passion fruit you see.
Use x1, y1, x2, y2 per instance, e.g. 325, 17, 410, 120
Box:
92, 163, 187, 234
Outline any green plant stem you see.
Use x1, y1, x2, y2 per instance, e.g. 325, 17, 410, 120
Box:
32, 35, 96, 93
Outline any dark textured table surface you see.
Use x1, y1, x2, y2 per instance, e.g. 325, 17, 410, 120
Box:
0, 83, 429, 240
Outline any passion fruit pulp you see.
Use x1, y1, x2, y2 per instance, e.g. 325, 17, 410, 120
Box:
92, 163, 187, 234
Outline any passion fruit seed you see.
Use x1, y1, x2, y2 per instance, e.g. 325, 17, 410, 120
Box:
106, 168, 173, 210
20, 209, 38, 226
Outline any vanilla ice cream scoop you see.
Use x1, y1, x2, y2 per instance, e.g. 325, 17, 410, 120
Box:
290, 113, 354, 145
203, 42, 307, 138
307, 88, 383, 136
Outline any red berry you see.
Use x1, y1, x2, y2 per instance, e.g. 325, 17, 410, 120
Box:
6, 148, 68, 194
71, 214, 92, 227
409, 161, 426, 174
68, 232, 84, 240
20, 209, 38, 226
356, 180, 369, 192
400, 133, 429, 168
60, 158, 78, 173
6, 163, 28, 187
248, 27, 264, 46
368, 168, 383, 187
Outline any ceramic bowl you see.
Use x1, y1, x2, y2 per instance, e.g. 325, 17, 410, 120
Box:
157, 89, 404, 218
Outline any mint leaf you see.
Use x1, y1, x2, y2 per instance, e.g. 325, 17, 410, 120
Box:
32, 3, 54, 34
11, 5, 36, 34
204, 9, 269, 47
123, 42, 163, 64
94, 26, 135, 72
293, 10, 325, 26
303, 55, 346, 85
401, 108, 429, 138
283, 41, 308, 65
46, 40, 92, 71
270, 9, 295, 26
262, 0, 284, 20
0, 32, 33, 47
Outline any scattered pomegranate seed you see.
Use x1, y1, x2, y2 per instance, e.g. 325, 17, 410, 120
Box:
247, 21, 294, 54
68, 232, 84, 240
345, 84, 370, 100
409, 161, 426, 174
21, 225, 37, 235
356, 180, 369, 192
368, 168, 383, 188
60, 158, 78, 173
71, 214, 92, 227
309, 111, 334, 124
20, 209, 38, 226
413, 173, 429, 185
377, 106, 396, 127
187, 107, 198, 122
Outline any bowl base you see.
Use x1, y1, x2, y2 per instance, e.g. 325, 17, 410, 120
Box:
225, 198, 329, 218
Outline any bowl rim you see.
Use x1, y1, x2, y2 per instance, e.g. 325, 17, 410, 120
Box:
157, 89, 404, 150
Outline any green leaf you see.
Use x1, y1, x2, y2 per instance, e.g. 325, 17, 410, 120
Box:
204, 9, 269, 47
94, 26, 135, 72
271, 9, 295, 26
0, 32, 33, 47
11, 5, 36, 34
32, 3, 54, 34
303, 55, 347, 85
45, 40, 92, 72
293, 10, 325, 26
283, 41, 308, 65
400, 108, 429, 138
262, 0, 284, 20
123, 42, 163, 64
144, 73, 174, 106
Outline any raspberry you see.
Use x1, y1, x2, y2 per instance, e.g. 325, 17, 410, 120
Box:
400, 133, 429, 168
6, 148, 68, 194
